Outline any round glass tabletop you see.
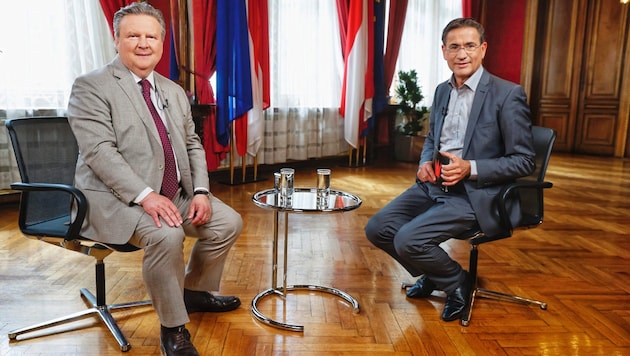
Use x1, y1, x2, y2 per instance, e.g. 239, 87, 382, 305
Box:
252, 187, 362, 212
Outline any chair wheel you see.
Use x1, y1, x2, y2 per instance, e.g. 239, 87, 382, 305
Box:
8, 333, 17, 340
540, 303, 548, 310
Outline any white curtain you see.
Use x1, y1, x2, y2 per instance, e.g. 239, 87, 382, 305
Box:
256, 0, 346, 165
255, 0, 461, 165
0, 0, 115, 189
393, 0, 462, 107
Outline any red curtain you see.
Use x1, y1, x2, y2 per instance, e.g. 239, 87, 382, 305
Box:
462, 0, 472, 17
335, 0, 349, 58
383, 0, 407, 91
190, 0, 228, 171
376, 0, 408, 145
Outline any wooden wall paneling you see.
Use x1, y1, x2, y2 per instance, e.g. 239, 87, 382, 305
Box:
530, 0, 587, 152
520, 0, 540, 100
624, 17, 630, 157
528, 0, 630, 156
575, 0, 629, 155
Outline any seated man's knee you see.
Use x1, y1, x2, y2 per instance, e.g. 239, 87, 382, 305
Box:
233, 212, 244, 236
159, 228, 186, 249
392, 227, 423, 259
365, 214, 392, 247
365, 216, 380, 244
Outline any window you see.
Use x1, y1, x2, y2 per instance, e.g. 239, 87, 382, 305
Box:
0, 0, 113, 113
394, 0, 462, 106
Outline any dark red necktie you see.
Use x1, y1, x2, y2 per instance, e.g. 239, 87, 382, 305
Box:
140, 79, 178, 199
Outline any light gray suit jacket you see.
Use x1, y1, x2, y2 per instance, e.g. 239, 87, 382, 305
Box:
421, 69, 535, 237
67, 56, 209, 244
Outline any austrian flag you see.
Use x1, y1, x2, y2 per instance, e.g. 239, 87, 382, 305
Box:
339, 0, 374, 149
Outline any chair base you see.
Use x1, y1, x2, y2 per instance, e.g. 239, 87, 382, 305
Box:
460, 287, 547, 326
401, 280, 547, 327
7, 288, 151, 352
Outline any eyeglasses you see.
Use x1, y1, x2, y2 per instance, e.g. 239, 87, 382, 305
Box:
446, 43, 480, 55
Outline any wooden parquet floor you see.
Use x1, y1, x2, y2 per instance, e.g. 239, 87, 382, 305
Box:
0, 152, 629, 355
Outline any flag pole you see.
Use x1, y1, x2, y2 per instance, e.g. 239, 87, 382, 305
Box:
229, 121, 235, 185
348, 147, 353, 166
241, 153, 247, 183
362, 137, 367, 165
253, 154, 258, 181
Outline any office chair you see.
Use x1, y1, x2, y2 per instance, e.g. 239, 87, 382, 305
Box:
403, 125, 556, 326
5, 117, 152, 352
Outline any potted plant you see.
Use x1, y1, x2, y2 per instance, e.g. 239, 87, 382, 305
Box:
393, 69, 430, 161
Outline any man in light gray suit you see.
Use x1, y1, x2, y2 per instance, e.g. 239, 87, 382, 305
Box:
365, 18, 535, 322
67, 3, 241, 355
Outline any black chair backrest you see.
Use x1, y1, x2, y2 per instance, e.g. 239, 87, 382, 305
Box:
5, 117, 79, 228
517, 125, 556, 226
530, 126, 556, 183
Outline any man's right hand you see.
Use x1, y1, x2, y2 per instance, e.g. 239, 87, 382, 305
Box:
139, 192, 183, 228
417, 161, 437, 183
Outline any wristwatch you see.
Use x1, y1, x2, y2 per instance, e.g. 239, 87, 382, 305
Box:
193, 190, 210, 196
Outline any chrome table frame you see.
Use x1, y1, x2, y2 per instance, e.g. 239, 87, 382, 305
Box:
251, 188, 362, 332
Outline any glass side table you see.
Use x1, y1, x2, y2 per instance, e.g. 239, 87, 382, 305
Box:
251, 187, 362, 331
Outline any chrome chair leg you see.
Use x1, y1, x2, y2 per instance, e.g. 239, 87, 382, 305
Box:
461, 244, 547, 326
8, 261, 151, 352
476, 288, 547, 309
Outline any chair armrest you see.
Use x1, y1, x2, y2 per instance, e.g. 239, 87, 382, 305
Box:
10, 182, 88, 240
496, 181, 553, 231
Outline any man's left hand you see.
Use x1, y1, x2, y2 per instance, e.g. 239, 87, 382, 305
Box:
187, 195, 212, 226
439, 151, 471, 186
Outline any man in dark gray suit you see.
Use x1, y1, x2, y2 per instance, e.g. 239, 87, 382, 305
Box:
67, 3, 241, 355
365, 18, 535, 322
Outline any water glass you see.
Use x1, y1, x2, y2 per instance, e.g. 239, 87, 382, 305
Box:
279, 167, 295, 202
316, 168, 331, 208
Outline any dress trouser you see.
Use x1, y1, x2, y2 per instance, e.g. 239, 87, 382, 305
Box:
365, 181, 477, 295
129, 189, 243, 327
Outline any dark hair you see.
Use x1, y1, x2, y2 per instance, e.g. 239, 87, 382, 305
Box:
113, 2, 166, 40
441, 18, 486, 44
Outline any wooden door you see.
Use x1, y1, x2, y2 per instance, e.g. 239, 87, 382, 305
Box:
527, 0, 630, 156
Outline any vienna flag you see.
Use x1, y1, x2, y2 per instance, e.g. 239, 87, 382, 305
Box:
340, 0, 374, 149
245, 0, 270, 157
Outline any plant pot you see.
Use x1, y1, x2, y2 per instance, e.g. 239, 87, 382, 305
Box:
394, 135, 425, 162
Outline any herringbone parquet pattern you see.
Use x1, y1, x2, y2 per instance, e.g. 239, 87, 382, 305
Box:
0, 153, 629, 355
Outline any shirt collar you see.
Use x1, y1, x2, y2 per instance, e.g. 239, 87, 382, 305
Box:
448, 66, 484, 91
131, 71, 156, 88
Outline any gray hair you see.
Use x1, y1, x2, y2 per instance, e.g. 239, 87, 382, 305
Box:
441, 18, 486, 45
113, 2, 166, 40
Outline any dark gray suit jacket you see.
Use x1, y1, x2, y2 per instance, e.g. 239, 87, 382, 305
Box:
421, 69, 535, 237
67, 56, 209, 244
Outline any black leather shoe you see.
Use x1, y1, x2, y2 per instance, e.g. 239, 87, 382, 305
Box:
441, 273, 471, 322
160, 326, 199, 356
406, 275, 436, 298
184, 289, 241, 313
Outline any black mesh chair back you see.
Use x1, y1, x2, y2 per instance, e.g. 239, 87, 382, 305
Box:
7, 117, 80, 237
5, 117, 150, 352
516, 125, 556, 228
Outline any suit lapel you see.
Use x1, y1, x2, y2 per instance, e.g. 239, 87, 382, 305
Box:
463, 71, 491, 155
110, 58, 162, 145
153, 76, 186, 161
433, 83, 451, 141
